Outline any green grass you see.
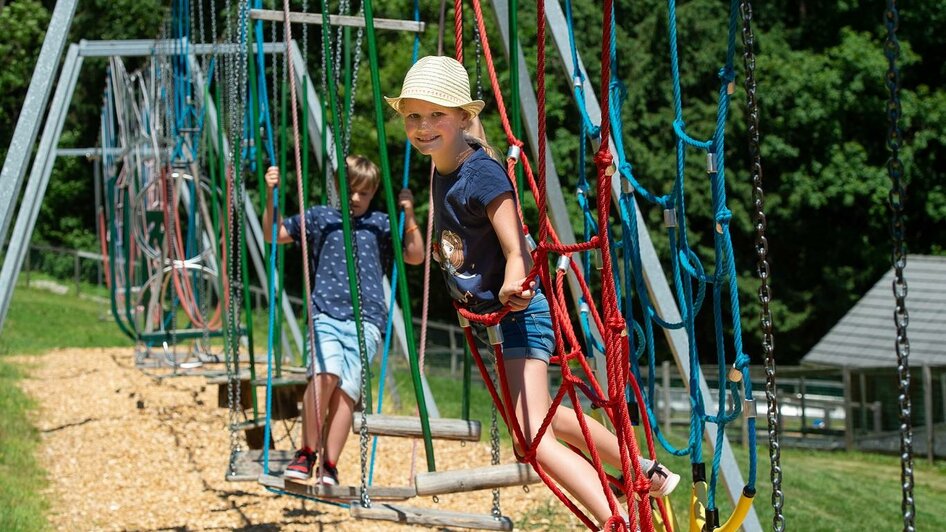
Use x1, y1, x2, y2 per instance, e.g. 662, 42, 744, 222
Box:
0, 362, 48, 531
383, 368, 946, 530
0, 280, 129, 356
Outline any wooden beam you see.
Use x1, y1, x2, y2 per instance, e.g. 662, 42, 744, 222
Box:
414, 463, 540, 496
350, 503, 512, 531
249, 9, 425, 33
226, 449, 295, 482
352, 414, 481, 442
259, 474, 415, 501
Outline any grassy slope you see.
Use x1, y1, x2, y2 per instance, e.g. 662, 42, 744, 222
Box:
0, 282, 129, 531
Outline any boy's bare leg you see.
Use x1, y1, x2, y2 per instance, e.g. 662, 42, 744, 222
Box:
301, 373, 340, 451
505, 359, 624, 527
322, 387, 356, 465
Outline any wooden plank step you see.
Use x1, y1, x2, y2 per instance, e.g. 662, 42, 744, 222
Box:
414, 463, 540, 496
352, 414, 481, 442
249, 8, 426, 33
259, 474, 415, 501
231, 418, 267, 431
251, 375, 308, 387
350, 503, 512, 531
226, 449, 295, 482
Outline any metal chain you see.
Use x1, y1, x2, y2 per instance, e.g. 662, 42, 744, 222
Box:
220, 0, 241, 477
302, 0, 309, 63
342, 14, 365, 157
271, 20, 279, 158
490, 407, 501, 518
739, 3, 784, 530
884, 3, 916, 531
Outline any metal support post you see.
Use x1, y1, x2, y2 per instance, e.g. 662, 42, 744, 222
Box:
0, 0, 78, 249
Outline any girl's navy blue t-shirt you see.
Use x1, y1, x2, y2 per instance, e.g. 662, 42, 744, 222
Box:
432, 147, 515, 313
282, 206, 392, 330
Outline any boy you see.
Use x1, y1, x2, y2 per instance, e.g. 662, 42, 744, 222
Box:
262, 155, 424, 484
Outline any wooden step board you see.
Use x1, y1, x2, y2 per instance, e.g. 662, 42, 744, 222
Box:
414, 463, 541, 496
259, 474, 415, 502
226, 449, 295, 482
351, 503, 512, 531
352, 414, 481, 442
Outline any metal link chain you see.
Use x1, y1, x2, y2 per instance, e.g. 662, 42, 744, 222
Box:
490, 407, 501, 518
221, 0, 241, 477
884, 3, 916, 530
739, 3, 784, 530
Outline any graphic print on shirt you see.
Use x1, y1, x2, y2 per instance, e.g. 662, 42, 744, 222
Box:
433, 229, 475, 304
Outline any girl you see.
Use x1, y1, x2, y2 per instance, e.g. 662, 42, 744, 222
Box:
387, 56, 678, 529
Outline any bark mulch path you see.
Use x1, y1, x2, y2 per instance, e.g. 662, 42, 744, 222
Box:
16, 347, 582, 531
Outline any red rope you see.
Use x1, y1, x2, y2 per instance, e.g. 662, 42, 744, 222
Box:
450, 1, 670, 529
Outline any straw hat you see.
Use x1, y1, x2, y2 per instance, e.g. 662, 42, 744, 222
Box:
385, 56, 485, 117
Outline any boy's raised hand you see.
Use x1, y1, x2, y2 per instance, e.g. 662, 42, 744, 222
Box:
398, 188, 415, 212
264, 166, 280, 189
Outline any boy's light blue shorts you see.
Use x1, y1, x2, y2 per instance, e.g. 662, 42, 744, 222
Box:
309, 313, 381, 402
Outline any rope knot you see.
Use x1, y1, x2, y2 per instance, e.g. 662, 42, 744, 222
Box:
594, 149, 613, 170
734, 352, 750, 370
719, 66, 735, 83
715, 208, 733, 226
606, 317, 625, 333
633, 476, 651, 499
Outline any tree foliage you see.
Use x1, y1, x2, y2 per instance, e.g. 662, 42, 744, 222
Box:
1, 0, 944, 364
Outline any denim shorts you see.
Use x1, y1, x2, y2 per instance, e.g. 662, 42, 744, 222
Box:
472, 291, 555, 363
309, 313, 381, 402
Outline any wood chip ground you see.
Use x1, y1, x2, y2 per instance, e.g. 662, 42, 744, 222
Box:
16, 348, 584, 530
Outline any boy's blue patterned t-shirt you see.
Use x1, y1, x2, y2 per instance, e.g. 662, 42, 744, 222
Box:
282, 206, 392, 331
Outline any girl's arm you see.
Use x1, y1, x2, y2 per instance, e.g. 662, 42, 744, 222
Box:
262, 166, 294, 244
486, 191, 535, 311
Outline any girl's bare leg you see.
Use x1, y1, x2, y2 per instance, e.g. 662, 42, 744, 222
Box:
504, 358, 621, 527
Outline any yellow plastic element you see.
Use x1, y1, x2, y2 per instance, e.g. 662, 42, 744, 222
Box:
689, 482, 707, 532
651, 495, 678, 532
715, 492, 755, 532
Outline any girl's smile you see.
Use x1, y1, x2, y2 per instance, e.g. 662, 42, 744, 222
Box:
398, 98, 471, 173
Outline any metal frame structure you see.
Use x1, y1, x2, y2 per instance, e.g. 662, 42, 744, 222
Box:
0, 2, 757, 527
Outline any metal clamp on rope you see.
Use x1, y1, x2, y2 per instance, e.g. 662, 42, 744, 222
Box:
663, 208, 678, 228
573, 76, 583, 89
593, 249, 603, 270
621, 176, 632, 194
579, 302, 590, 314
744, 398, 758, 419
728, 365, 743, 383
525, 233, 537, 252
456, 311, 470, 328
487, 324, 504, 346
506, 145, 521, 162
727, 81, 736, 95
556, 255, 571, 272
706, 152, 717, 174
605, 163, 617, 177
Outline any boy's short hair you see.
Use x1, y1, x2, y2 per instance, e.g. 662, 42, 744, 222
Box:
341, 154, 380, 192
